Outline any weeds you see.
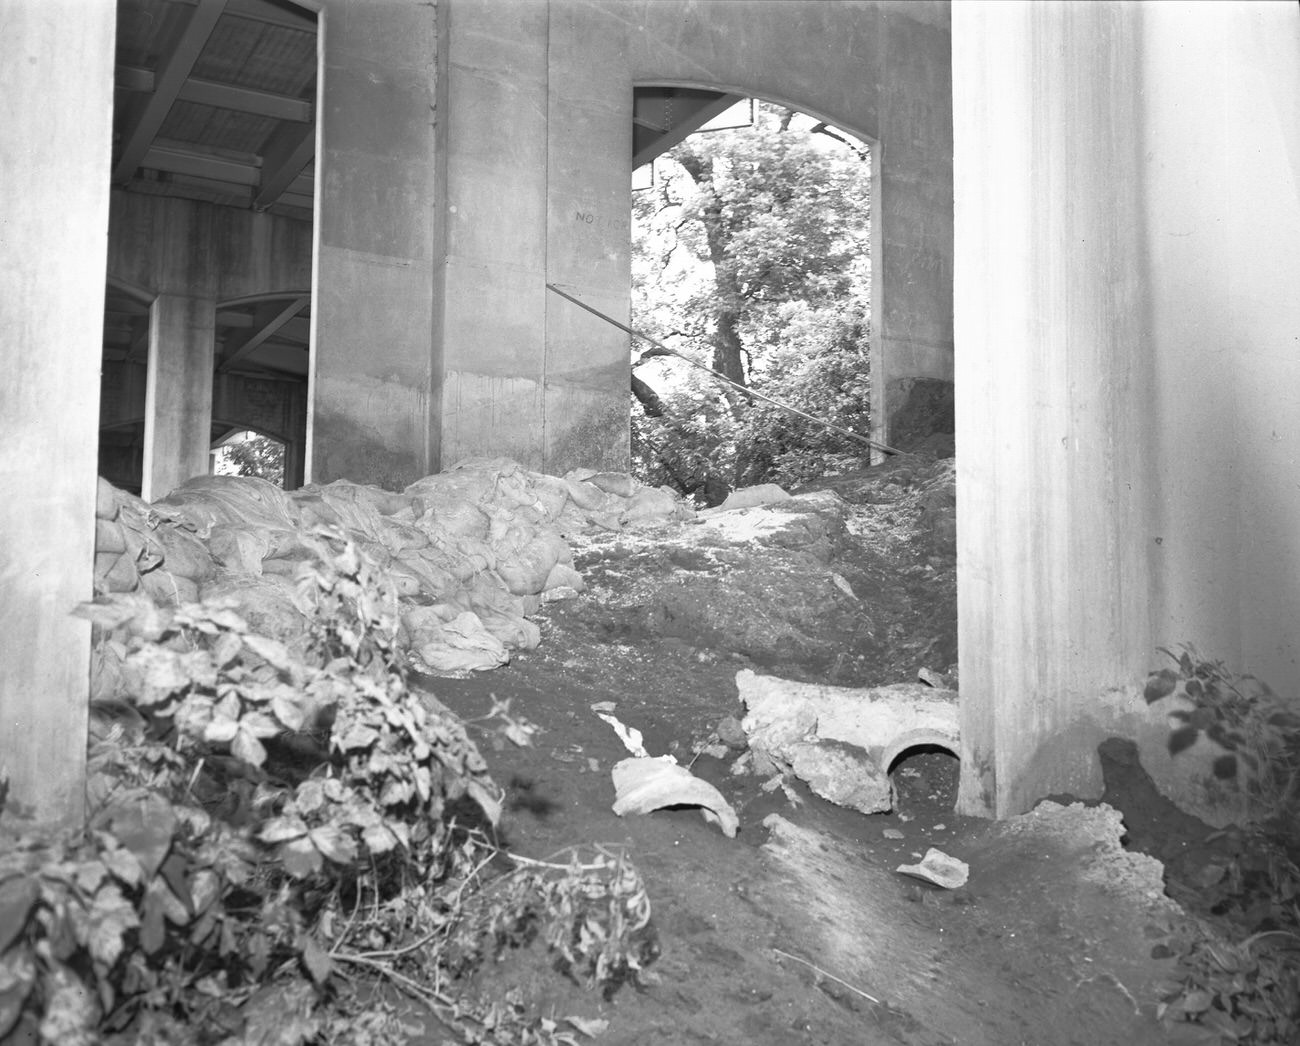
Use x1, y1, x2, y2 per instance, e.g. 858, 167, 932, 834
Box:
0, 531, 653, 1045
1145, 646, 1300, 1044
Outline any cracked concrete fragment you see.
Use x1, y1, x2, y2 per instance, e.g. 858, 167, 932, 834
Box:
737, 669, 958, 813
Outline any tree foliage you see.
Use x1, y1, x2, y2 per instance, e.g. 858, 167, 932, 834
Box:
631, 101, 872, 504
216, 433, 286, 487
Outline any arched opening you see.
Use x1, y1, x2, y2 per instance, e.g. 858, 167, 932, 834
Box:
211, 427, 287, 487
887, 742, 961, 816
629, 89, 879, 508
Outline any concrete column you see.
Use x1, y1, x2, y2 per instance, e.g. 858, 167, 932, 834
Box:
142, 294, 216, 500
438, 0, 549, 468
1138, 2, 1300, 698
543, 1, 634, 472
0, 1, 115, 824
953, 2, 1152, 817
309, 0, 438, 489
875, 2, 954, 452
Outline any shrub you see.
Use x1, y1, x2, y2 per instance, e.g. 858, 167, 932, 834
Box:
0, 531, 652, 1045
1145, 647, 1300, 1044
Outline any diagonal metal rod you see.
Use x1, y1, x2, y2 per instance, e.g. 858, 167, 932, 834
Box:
546, 282, 901, 456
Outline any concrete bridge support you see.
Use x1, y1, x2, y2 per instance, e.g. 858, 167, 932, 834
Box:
308, 0, 441, 489
105, 192, 313, 496
432, 0, 952, 474
142, 294, 216, 501
954, 0, 1300, 818
0, 0, 115, 824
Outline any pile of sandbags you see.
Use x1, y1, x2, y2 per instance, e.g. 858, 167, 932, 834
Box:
92, 459, 692, 676
93, 477, 213, 606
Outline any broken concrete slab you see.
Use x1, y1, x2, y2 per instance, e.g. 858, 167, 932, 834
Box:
737, 668, 959, 813
611, 757, 739, 838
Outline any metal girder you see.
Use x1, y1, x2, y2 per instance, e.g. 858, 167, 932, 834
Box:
254, 121, 315, 210
631, 90, 745, 168
217, 296, 309, 372
182, 77, 312, 122
126, 324, 151, 363
113, 0, 229, 184
142, 141, 261, 186
225, 0, 316, 33
116, 66, 313, 123
172, 0, 316, 32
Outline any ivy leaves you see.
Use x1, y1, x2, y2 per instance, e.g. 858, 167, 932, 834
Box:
5, 533, 613, 1045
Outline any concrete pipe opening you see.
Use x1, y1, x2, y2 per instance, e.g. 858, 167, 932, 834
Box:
887, 742, 960, 815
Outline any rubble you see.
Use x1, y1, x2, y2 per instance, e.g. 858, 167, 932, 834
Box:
736, 668, 959, 813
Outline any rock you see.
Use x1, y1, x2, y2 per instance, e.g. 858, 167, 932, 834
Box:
787, 738, 893, 814
716, 715, 748, 750
896, 847, 969, 889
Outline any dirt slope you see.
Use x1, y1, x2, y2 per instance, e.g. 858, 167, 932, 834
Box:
418, 453, 1200, 1046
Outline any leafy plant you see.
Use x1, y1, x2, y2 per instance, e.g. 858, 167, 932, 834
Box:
1155, 923, 1300, 1044
214, 432, 286, 487
1144, 646, 1300, 818
0, 531, 653, 1045
1145, 647, 1300, 1043
447, 848, 658, 999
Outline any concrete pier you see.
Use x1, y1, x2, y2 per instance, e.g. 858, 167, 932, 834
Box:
0, 1, 115, 823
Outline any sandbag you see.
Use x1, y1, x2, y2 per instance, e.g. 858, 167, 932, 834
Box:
621, 485, 689, 526
200, 574, 306, 642
415, 497, 491, 541
139, 569, 200, 606
147, 520, 217, 581
156, 474, 298, 533
563, 477, 611, 513
523, 471, 571, 520
585, 471, 639, 498
95, 549, 140, 594
412, 611, 509, 675
95, 518, 127, 555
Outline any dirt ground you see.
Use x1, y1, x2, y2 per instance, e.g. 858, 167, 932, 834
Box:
405, 452, 1218, 1046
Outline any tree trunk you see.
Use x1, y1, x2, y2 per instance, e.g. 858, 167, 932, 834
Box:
631, 371, 666, 418
674, 148, 747, 390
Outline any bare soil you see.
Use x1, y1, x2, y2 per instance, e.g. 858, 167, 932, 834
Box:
404, 454, 1214, 1046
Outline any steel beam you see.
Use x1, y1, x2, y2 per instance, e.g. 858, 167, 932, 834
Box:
113, 0, 228, 184
254, 121, 315, 210
217, 295, 309, 372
